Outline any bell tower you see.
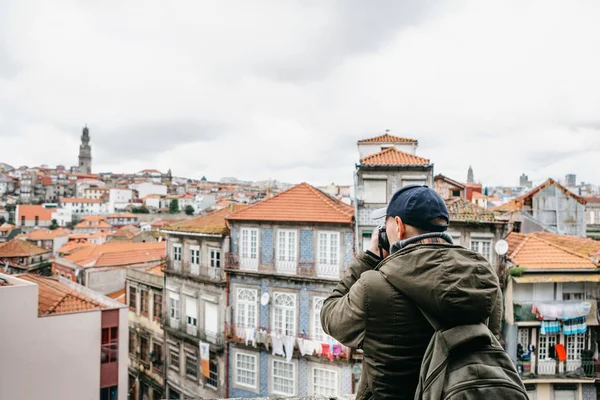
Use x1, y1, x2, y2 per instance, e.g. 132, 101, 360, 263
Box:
78, 125, 92, 174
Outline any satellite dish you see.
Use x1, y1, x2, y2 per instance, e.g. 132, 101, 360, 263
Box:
495, 240, 509, 256
260, 292, 270, 306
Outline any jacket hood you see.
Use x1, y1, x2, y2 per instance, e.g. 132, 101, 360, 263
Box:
379, 243, 499, 327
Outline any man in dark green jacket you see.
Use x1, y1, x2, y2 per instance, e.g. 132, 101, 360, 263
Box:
321, 185, 502, 399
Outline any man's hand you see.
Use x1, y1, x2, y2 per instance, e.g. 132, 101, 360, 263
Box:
369, 227, 389, 259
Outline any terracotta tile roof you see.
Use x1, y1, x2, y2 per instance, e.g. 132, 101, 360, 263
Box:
359, 147, 430, 166
27, 228, 71, 241
17, 205, 54, 222
89, 231, 111, 239
0, 239, 50, 258
508, 235, 596, 270
444, 198, 500, 223
74, 221, 113, 230
80, 216, 108, 222
145, 263, 164, 276
64, 242, 165, 268
530, 231, 600, 258
57, 241, 93, 255
151, 220, 172, 228
108, 213, 137, 219
41, 176, 53, 185
106, 288, 126, 304
167, 205, 249, 235
61, 197, 104, 204
110, 226, 140, 239
585, 196, 600, 205
0, 223, 16, 232
226, 183, 354, 224
358, 134, 418, 144
493, 179, 587, 212
17, 274, 106, 315
434, 174, 466, 189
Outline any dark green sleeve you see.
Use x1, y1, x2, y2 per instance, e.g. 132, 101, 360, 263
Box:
320, 252, 380, 348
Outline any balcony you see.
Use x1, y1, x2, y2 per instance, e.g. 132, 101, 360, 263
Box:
166, 259, 225, 283
164, 322, 225, 350
225, 253, 341, 281
517, 358, 597, 380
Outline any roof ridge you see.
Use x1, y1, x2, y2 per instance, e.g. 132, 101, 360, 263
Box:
510, 235, 531, 260
226, 183, 307, 219
360, 146, 430, 164
534, 235, 596, 262
306, 184, 354, 218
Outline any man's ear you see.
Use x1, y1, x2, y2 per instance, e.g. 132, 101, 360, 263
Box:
395, 216, 404, 238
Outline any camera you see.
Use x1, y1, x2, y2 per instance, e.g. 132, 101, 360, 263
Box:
377, 225, 390, 254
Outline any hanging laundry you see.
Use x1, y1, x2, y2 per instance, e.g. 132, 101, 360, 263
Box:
321, 343, 333, 361
271, 332, 285, 357
245, 327, 256, 346
283, 335, 295, 362
255, 329, 267, 348
332, 344, 342, 357
564, 316, 587, 335
540, 320, 560, 335
555, 344, 567, 362
297, 338, 313, 356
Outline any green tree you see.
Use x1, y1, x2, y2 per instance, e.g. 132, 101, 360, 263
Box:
184, 205, 195, 216
49, 219, 59, 230
169, 199, 180, 214
132, 205, 150, 214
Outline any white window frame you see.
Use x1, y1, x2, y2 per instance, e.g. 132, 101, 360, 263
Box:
276, 229, 297, 274
209, 247, 221, 268
316, 231, 340, 278
271, 359, 296, 396
169, 292, 180, 320
566, 333, 585, 361
185, 296, 197, 334
235, 351, 258, 390
272, 292, 296, 336
538, 334, 558, 360
517, 328, 529, 348
363, 179, 387, 204
470, 239, 492, 261
311, 366, 338, 397
312, 296, 328, 342
173, 243, 182, 261
190, 245, 200, 275
236, 288, 258, 329
240, 228, 259, 270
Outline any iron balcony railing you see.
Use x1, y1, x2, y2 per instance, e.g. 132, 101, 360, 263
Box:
225, 253, 342, 280
517, 358, 597, 379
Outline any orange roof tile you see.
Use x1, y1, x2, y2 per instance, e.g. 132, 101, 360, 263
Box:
80, 216, 108, 222
0, 223, 16, 232
110, 226, 140, 239
17, 205, 54, 222
507, 232, 599, 270
167, 205, 249, 234
17, 274, 106, 315
64, 242, 165, 268
584, 196, 600, 205
493, 179, 586, 212
529, 231, 600, 258
358, 134, 418, 144
57, 241, 93, 255
60, 197, 104, 204
0, 239, 50, 258
108, 213, 137, 219
106, 288, 126, 304
226, 183, 354, 224
445, 198, 499, 223
145, 263, 165, 276
27, 228, 71, 241
74, 221, 113, 230
359, 147, 430, 166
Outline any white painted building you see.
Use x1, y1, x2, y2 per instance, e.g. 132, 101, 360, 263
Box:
130, 182, 167, 199
0, 273, 128, 400
61, 198, 110, 217
109, 188, 133, 212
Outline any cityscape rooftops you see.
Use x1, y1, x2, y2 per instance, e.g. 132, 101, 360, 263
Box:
27, 228, 71, 241
493, 178, 587, 212
62, 241, 165, 268
445, 198, 500, 223
17, 205, 55, 221
165, 205, 248, 235
0, 239, 50, 258
359, 147, 430, 167
357, 133, 418, 144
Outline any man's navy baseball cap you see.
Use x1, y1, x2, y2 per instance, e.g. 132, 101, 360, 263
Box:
370, 185, 449, 232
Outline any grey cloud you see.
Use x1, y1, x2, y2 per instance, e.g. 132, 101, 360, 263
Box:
253, 0, 443, 82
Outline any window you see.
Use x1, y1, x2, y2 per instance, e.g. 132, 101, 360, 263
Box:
538, 334, 558, 360
169, 346, 180, 371
190, 245, 200, 275
361, 231, 372, 252
517, 328, 529, 348
235, 352, 257, 389
129, 330, 136, 356
186, 297, 197, 329
312, 297, 330, 342
101, 327, 118, 364
470, 239, 492, 260
173, 243, 182, 261
317, 232, 340, 277
21, 216, 25, 226
207, 359, 218, 388
553, 384, 577, 400
140, 336, 149, 363
205, 302, 218, 338
236, 288, 258, 329
185, 352, 198, 379
272, 292, 296, 336
363, 179, 387, 203
451, 190, 461, 197
276, 230, 297, 273
240, 228, 259, 269
129, 286, 137, 310
168, 387, 180, 399
99, 386, 118, 400
140, 289, 149, 315
272, 360, 295, 396
169, 293, 180, 320
154, 293, 163, 322
152, 342, 163, 372
562, 282, 585, 301
563, 293, 584, 301
35, 216, 39, 225
313, 367, 338, 396
566, 333, 585, 361
210, 248, 221, 268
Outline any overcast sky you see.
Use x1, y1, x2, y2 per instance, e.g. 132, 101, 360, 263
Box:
1, 1, 600, 187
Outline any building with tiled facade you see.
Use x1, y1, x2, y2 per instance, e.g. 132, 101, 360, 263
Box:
161, 206, 246, 399
225, 183, 356, 398
354, 133, 434, 252
503, 231, 600, 400
0, 273, 128, 400
127, 264, 165, 400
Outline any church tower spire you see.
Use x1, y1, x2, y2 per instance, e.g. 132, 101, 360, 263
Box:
78, 125, 92, 174
467, 165, 474, 184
